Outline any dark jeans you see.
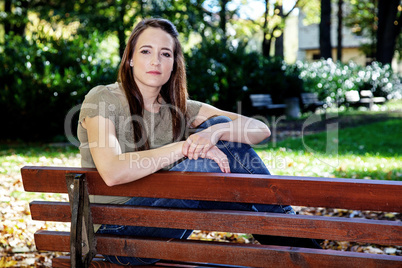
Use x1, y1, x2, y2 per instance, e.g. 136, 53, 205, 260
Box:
98, 116, 315, 266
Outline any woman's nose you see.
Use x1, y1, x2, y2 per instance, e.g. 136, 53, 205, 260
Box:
151, 54, 161, 65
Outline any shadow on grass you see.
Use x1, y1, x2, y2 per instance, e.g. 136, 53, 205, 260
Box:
0, 143, 78, 157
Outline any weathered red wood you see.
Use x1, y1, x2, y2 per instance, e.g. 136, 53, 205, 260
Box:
52, 256, 133, 268
30, 201, 402, 246
35, 231, 402, 268
21, 166, 402, 212
52, 256, 237, 268
52, 256, 221, 268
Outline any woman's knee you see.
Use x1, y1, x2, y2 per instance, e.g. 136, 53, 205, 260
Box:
199, 115, 232, 129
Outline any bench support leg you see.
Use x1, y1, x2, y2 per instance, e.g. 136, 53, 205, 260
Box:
66, 173, 97, 268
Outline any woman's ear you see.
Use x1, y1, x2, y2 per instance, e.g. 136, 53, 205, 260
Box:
130, 60, 134, 67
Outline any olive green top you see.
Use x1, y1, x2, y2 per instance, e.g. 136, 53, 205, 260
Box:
77, 82, 202, 229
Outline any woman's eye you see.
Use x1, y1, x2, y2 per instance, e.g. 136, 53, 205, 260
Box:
140, 50, 150, 54
162, 52, 171, 58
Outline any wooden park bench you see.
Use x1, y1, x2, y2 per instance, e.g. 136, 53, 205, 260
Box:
22, 166, 402, 267
345, 90, 386, 109
300, 92, 325, 113
249, 94, 286, 116
360, 90, 387, 108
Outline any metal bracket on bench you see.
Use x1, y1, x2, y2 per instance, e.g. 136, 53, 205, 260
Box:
66, 173, 97, 268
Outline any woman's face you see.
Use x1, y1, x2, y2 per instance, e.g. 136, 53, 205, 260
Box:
131, 27, 175, 93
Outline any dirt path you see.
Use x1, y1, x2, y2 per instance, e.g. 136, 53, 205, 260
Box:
271, 110, 402, 141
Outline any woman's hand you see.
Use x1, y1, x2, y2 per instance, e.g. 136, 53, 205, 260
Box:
182, 127, 222, 160
181, 126, 230, 173
204, 145, 230, 173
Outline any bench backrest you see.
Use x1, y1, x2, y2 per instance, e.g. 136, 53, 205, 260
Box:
22, 166, 402, 267
249, 94, 273, 107
345, 90, 360, 102
360, 90, 374, 98
301, 92, 319, 105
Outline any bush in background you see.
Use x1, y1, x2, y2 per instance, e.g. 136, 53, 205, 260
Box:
0, 32, 117, 141
296, 59, 402, 105
2, 32, 401, 142
186, 41, 304, 113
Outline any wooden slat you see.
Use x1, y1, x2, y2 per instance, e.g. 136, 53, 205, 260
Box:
30, 201, 402, 246
52, 256, 139, 268
52, 256, 244, 268
21, 166, 402, 212
35, 231, 402, 268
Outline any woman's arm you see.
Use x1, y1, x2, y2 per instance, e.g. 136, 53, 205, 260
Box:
183, 103, 271, 159
84, 115, 185, 186
83, 115, 230, 186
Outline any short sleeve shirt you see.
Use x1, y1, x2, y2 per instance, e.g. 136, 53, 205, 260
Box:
78, 82, 203, 168
77, 83, 203, 218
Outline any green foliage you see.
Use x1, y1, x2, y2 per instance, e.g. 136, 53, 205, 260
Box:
344, 0, 402, 62
186, 41, 258, 111
2, 0, 401, 142
186, 40, 304, 112
32, 0, 209, 58
344, 0, 377, 38
296, 59, 402, 104
0, 32, 117, 141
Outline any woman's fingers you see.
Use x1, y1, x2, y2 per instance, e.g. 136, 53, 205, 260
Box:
182, 138, 198, 159
183, 130, 219, 159
184, 137, 213, 160
200, 143, 211, 158
206, 146, 230, 173
182, 138, 191, 156
181, 141, 230, 173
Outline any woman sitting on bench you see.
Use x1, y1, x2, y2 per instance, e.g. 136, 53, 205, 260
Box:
77, 17, 320, 266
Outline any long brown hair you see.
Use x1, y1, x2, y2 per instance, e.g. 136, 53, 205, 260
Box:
118, 18, 188, 151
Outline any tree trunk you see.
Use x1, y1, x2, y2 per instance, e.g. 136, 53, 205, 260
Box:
337, 0, 343, 62
4, 0, 28, 36
139, 0, 144, 18
117, 1, 126, 59
4, 0, 12, 35
274, 3, 284, 59
262, 0, 270, 57
14, 0, 28, 36
275, 34, 284, 59
263, 37, 272, 58
376, 0, 401, 65
219, 0, 228, 44
320, 0, 332, 59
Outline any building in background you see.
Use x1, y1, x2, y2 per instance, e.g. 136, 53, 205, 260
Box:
298, 8, 370, 66
297, 4, 401, 73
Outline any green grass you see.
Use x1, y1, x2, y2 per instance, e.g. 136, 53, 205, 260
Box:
0, 144, 80, 175
255, 119, 402, 181
1, 144, 80, 204
279, 119, 401, 157
1, 114, 401, 183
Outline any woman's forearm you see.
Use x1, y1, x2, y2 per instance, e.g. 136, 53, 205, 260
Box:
211, 116, 271, 145
94, 141, 186, 186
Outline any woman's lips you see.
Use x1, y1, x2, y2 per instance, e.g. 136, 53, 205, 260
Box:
147, 71, 161, 75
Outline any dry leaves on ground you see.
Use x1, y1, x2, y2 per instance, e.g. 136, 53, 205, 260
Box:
1, 149, 78, 267
297, 206, 402, 255
1, 146, 401, 267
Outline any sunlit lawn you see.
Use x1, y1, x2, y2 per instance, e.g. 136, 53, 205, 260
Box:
0, 107, 401, 182
255, 119, 402, 181
1, 111, 400, 212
